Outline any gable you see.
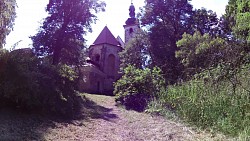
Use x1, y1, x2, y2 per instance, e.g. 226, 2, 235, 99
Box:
93, 26, 120, 46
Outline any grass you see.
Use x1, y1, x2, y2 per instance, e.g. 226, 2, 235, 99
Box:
148, 69, 250, 140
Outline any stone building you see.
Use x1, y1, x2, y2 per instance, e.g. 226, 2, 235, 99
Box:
79, 3, 139, 94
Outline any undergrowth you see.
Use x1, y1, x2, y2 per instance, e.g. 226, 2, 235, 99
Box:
114, 65, 166, 112
0, 49, 83, 118
150, 66, 250, 139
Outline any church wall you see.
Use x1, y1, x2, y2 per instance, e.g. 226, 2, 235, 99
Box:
89, 45, 103, 70
103, 44, 122, 77
78, 65, 106, 94
102, 44, 122, 93
87, 43, 122, 94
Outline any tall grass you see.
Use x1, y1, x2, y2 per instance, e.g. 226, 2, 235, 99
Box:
155, 68, 250, 138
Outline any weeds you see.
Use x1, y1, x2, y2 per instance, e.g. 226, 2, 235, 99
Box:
149, 67, 250, 139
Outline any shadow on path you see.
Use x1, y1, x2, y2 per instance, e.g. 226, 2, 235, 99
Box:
0, 94, 118, 140
0, 108, 55, 140
80, 96, 118, 121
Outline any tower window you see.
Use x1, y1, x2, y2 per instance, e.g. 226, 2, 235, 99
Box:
129, 28, 133, 34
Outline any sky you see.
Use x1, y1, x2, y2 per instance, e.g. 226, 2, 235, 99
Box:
4, 0, 229, 50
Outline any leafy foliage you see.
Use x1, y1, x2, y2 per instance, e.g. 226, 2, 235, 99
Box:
0, 0, 16, 48
176, 31, 247, 80
162, 68, 250, 137
119, 30, 150, 70
31, 0, 106, 65
190, 8, 220, 36
176, 32, 225, 69
114, 65, 166, 111
139, 0, 194, 83
0, 49, 83, 118
139, 0, 222, 83
225, 0, 250, 43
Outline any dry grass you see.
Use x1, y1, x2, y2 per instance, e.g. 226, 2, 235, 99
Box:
0, 93, 233, 141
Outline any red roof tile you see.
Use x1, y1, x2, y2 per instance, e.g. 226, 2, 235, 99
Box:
93, 26, 120, 46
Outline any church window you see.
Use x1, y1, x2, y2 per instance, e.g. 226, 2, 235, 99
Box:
129, 28, 133, 34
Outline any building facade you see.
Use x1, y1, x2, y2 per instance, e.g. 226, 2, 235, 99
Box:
79, 3, 139, 94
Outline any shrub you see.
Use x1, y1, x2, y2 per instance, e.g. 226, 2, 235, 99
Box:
0, 49, 83, 118
36, 62, 82, 118
114, 65, 166, 111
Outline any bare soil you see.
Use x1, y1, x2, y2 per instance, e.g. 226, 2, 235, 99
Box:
0, 94, 230, 141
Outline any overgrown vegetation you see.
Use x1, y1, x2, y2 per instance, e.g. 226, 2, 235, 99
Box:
0, 49, 83, 118
114, 65, 165, 112
0, 0, 106, 118
115, 0, 250, 139
161, 67, 250, 138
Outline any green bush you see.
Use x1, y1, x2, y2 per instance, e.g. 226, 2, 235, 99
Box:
114, 65, 166, 111
36, 62, 82, 118
160, 67, 250, 137
0, 49, 83, 118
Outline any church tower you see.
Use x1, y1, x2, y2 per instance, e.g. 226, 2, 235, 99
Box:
123, 3, 139, 43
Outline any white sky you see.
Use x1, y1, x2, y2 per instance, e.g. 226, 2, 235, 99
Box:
4, 0, 229, 50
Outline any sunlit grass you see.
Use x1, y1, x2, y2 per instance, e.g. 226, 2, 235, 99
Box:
150, 68, 250, 139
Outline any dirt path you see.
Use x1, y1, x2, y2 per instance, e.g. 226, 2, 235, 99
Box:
44, 94, 227, 141
0, 94, 229, 141
80, 94, 194, 141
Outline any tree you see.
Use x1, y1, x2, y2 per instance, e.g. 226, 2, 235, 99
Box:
31, 0, 105, 65
119, 30, 151, 70
225, 0, 250, 43
190, 8, 220, 37
140, 0, 193, 83
176, 31, 226, 77
0, 0, 16, 48
176, 31, 246, 80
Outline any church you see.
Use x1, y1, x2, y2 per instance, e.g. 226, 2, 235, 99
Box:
78, 3, 139, 94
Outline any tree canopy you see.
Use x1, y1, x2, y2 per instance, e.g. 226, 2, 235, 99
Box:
139, 0, 194, 82
31, 0, 105, 65
225, 0, 250, 43
190, 8, 219, 36
0, 0, 16, 48
119, 30, 150, 70
137, 0, 221, 83
176, 31, 227, 78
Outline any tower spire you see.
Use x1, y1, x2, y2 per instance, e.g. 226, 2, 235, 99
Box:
129, 2, 135, 18
124, 2, 139, 43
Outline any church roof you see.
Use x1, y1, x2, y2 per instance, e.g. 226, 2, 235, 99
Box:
93, 26, 120, 46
